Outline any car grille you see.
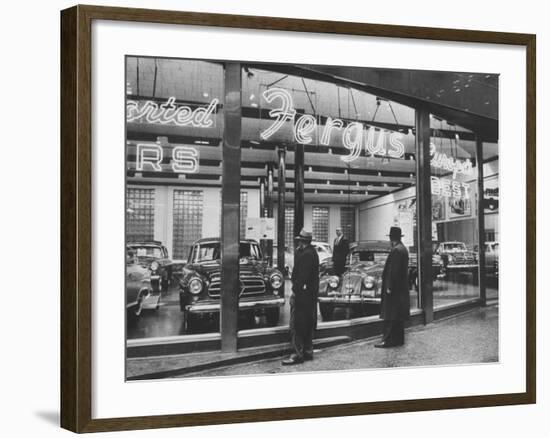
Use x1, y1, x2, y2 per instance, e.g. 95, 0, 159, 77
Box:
451, 254, 475, 263
207, 273, 266, 298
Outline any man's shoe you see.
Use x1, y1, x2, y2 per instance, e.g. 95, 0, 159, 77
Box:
282, 355, 304, 365
303, 353, 313, 361
374, 342, 391, 348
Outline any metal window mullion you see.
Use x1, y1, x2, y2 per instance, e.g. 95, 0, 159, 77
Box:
415, 108, 434, 324
220, 63, 242, 353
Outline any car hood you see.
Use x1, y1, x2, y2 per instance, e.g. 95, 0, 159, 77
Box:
186, 258, 267, 278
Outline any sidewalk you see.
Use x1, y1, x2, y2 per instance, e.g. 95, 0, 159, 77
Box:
179, 304, 499, 378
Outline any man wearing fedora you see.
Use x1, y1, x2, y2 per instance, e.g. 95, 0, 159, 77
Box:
282, 229, 319, 365
375, 226, 410, 348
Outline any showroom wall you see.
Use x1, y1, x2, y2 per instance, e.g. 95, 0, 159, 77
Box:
358, 159, 498, 247
358, 186, 416, 246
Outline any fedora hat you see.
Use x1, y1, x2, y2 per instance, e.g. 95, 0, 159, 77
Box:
295, 228, 313, 241
387, 226, 404, 239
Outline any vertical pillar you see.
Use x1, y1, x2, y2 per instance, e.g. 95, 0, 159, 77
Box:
259, 178, 266, 218
259, 177, 266, 257
277, 148, 286, 285
221, 63, 241, 352
415, 108, 434, 324
476, 136, 487, 306
294, 144, 305, 236
266, 165, 274, 265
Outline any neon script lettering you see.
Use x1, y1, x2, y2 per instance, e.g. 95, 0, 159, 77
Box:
127, 97, 218, 128
430, 142, 473, 179
260, 88, 405, 162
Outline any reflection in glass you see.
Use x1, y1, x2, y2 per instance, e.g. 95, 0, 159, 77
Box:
125, 57, 224, 337
241, 67, 418, 324
429, 116, 480, 307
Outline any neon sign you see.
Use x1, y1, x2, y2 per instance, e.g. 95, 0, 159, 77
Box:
430, 176, 470, 200
429, 143, 473, 200
430, 142, 473, 179
126, 97, 218, 128
136, 144, 199, 174
260, 88, 405, 162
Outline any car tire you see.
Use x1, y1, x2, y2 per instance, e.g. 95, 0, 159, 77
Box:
265, 308, 280, 327
184, 311, 198, 333
319, 304, 334, 321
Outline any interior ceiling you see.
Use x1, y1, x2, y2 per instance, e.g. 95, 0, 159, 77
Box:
126, 57, 499, 204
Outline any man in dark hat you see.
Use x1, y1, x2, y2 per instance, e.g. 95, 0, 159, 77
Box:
375, 226, 410, 348
282, 229, 319, 365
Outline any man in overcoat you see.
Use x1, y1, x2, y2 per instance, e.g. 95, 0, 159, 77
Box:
282, 229, 320, 365
332, 227, 350, 276
375, 226, 410, 348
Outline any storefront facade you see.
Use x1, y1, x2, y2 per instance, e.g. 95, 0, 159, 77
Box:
125, 57, 499, 353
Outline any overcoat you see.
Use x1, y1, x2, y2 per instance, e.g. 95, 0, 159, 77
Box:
380, 241, 410, 321
332, 235, 349, 275
291, 243, 320, 331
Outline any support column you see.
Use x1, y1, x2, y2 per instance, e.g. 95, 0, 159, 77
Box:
266, 165, 274, 265
220, 63, 241, 352
415, 108, 434, 324
277, 148, 286, 283
476, 136, 487, 306
259, 177, 266, 257
294, 144, 305, 236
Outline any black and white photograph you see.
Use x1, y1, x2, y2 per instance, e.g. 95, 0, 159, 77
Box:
124, 57, 500, 380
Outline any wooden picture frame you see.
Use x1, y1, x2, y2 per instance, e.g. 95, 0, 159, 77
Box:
60, 4, 536, 433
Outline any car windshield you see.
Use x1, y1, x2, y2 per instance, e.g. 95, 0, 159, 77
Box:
191, 242, 261, 262
129, 246, 164, 258
442, 243, 467, 251
315, 244, 332, 255
351, 250, 388, 265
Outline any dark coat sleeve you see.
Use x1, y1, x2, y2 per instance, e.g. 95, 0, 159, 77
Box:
292, 246, 319, 294
380, 243, 410, 321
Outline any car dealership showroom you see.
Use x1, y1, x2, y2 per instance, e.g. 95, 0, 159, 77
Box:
124, 57, 499, 373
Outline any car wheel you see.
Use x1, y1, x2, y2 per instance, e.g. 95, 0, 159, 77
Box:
184, 311, 198, 333
319, 304, 334, 321
265, 308, 280, 327
179, 293, 186, 312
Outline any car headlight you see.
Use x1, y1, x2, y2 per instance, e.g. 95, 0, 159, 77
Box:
328, 276, 339, 289
270, 273, 283, 289
188, 277, 203, 295
150, 261, 159, 271
363, 275, 375, 289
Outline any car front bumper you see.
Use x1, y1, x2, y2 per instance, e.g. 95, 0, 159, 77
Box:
186, 297, 285, 314
318, 296, 380, 305
446, 264, 478, 270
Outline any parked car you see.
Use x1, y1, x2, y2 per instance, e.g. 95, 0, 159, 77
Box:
483, 241, 499, 277
126, 241, 173, 291
178, 238, 285, 330
318, 241, 389, 321
434, 241, 478, 275
126, 249, 162, 318
408, 246, 446, 290
318, 241, 448, 321
272, 245, 294, 278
